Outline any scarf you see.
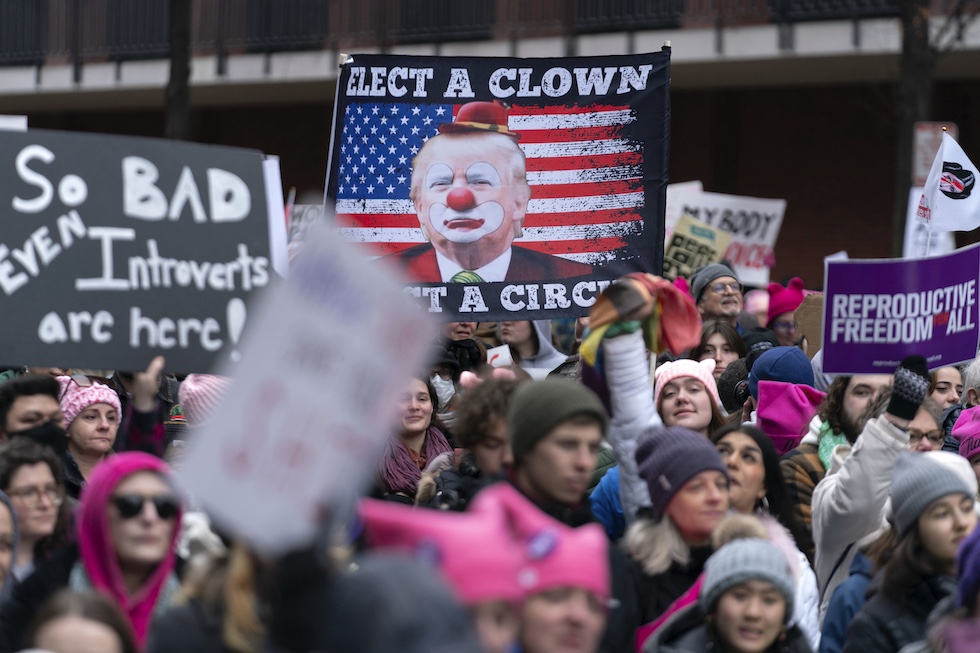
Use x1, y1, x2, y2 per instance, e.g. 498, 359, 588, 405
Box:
817, 421, 848, 471
380, 426, 452, 496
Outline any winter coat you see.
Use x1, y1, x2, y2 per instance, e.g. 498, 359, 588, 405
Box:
590, 465, 626, 541
842, 574, 957, 653
812, 415, 908, 621
779, 417, 826, 552
420, 451, 503, 511
145, 598, 237, 653
819, 551, 873, 653
642, 602, 813, 653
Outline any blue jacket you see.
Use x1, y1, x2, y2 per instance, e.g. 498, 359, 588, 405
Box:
820, 551, 873, 653
590, 465, 625, 541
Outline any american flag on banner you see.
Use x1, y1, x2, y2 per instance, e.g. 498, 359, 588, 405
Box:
334, 102, 644, 265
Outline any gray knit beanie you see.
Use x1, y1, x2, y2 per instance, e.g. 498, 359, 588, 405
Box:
891, 453, 974, 535
635, 426, 729, 521
701, 538, 795, 620
690, 263, 739, 302
508, 378, 607, 468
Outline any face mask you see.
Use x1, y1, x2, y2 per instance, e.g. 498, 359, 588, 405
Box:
430, 375, 456, 410
8, 420, 68, 457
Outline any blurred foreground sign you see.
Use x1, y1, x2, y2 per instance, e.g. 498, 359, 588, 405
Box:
179, 222, 434, 554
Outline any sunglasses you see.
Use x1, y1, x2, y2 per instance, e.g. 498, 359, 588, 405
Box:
110, 494, 180, 520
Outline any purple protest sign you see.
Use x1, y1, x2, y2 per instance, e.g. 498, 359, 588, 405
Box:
822, 244, 980, 374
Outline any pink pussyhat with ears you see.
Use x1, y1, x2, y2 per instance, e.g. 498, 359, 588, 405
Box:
756, 380, 826, 456
359, 498, 524, 606
471, 483, 610, 601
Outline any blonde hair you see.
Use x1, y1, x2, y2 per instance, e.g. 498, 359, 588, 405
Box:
625, 517, 690, 576
180, 541, 265, 653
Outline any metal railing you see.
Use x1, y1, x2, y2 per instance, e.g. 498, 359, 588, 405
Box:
0, 0, 907, 67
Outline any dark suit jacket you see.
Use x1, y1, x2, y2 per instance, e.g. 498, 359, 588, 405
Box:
386, 243, 593, 282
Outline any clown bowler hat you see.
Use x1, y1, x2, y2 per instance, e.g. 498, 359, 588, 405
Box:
438, 101, 520, 140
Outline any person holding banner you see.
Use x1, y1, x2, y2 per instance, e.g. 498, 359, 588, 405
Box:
389, 101, 594, 284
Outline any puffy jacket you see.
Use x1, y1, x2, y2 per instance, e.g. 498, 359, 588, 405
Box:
812, 415, 908, 621
819, 551, 873, 653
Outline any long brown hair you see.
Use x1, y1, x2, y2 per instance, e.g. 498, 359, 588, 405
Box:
691, 320, 747, 361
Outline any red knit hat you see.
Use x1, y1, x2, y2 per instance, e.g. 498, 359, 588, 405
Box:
438, 101, 520, 140
766, 277, 806, 326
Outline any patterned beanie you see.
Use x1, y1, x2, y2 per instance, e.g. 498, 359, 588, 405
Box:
179, 374, 231, 426
654, 358, 721, 409
701, 538, 795, 620
508, 378, 607, 468
57, 376, 122, 428
635, 426, 729, 521
891, 452, 973, 535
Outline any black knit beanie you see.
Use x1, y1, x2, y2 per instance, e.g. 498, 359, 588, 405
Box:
508, 378, 608, 468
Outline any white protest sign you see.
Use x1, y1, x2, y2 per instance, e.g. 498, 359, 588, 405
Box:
178, 220, 435, 554
663, 180, 703, 241
0, 115, 27, 131
666, 191, 786, 286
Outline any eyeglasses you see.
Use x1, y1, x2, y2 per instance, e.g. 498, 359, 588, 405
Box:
8, 484, 63, 508
709, 282, 742, 295
772, 321, 799, 333
909, 430, 945, 448
59, 373, 92, 402
110, 494, 180, 520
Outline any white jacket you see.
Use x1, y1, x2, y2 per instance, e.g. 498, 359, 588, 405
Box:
811, 414, 909, 623
759, 512, 822, 652
601, 330, 661, 524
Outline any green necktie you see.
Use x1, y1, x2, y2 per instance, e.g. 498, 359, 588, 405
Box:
450, 270, 485, 283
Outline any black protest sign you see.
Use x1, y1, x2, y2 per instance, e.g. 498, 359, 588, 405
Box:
0, 129, 274, 373
327, 49, 671, 320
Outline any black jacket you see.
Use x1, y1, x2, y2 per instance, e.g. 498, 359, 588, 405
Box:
145, 599, 237, 653
423, 455, 503, 512
644, 602, 812, 653
842, 574, 956, 653
634, 544, 713, 624
0, 543, 76, 652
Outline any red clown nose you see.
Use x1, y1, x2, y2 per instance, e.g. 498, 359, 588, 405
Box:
446, 187, 477, 211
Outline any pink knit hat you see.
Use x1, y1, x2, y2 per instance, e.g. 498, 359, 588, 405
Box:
471, 483, 610, 601
766, 277, 806, 326
178, 374, 231, 426
57, 376, 122, 428
756, 380, 826, 456
654, 358, 721, 409
359, 497, 524, 605
954, 406, 980, 460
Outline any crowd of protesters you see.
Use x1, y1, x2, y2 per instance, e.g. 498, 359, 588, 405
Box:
2, 260, 980, 653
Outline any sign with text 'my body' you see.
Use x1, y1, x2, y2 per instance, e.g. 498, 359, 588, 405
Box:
822, 244, 980, 374
327, 50, 671, 320
0, 129, 282, 373
665, 190, 786, 287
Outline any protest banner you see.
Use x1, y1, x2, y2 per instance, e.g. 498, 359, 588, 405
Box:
796, 293, 824, 358
179, 220, 435, 554
822, 244, 980, 374
661, 213, 733, 281
327, 49, 671, 320
666, 190, 786, 286
0, 129, 285, 373
664, 180, 703, 241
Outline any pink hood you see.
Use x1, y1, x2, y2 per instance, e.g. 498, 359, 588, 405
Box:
77, 452, 182, 647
